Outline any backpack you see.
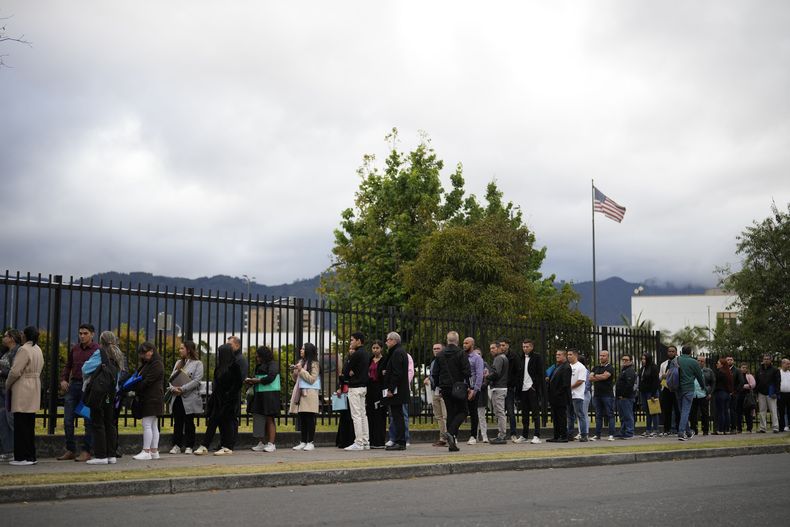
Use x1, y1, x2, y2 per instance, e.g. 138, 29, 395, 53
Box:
665, 358, 679, 392
84, 348, 119, 407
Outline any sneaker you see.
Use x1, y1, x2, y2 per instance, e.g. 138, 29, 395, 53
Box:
574, 434, 582, 441
590, 435, 599, 441
640, 431, 649, 437
649, 432, 658, 438
57, 450, 76, 461
193, 446, 209, 455
132, 451, 152, 461
213, 447, 233, 456
687, 430, 696, 439
86, 457, 109, 465
0, 453, 9, 461
344, 443, 364, 451
303, 442, 315, 451
678, 435, 688, 441
252, 441, 266, 452
447, 435, 459, 452
263, 443, 276, 453
364, 444, 370, 450
481, 436, 489, 443
467, 437, 477, 445
406, 442, 411, 447
169, 445, 181, 455
784, 427, 790, 432
385, 440, 395, 447
531, 436, 542, 444
184, 448, 193, 454
75, 451, 91, 462
150, 451, 161, 459
580, 435, 589, 442
510, 435, 518, 442
513, 436, 527, 444
292, 442, 307, 451
9, 460, 37, 466
607, 435, 615, 441
108, 457, 117, 464
490, 436, 507, 445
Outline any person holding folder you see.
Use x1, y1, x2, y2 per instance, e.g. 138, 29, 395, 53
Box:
168, 341, 204, 455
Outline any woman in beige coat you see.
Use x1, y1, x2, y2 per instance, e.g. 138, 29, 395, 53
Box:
6, 326, 44, 466
289, 343, 320, 451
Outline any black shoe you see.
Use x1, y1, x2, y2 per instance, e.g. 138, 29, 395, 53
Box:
545, 438, 559, 442
385, 444, 405, 451
446, 434, 458, 451
579, 435, 588, 442
489, 437, 507, 445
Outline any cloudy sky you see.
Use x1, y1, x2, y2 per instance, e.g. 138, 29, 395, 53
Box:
1, 1, 788, 288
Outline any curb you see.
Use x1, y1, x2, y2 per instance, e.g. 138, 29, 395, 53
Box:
3, 444, 788, 504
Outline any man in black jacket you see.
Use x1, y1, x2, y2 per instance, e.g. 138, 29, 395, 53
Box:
615, 355, 637, 439
515, 339, 544, 444
435, 331, 471, 452
344, 332, 370, 451
755, 354, 781, 433
502, 338, 522, 442
383, 332, 410, 450
547, 350, 571, 442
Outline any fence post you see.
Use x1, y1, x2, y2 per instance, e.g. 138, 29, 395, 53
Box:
184, 287, 194, 341
48, 275, 63, 435
294, 297, 304, 350
539, 320, 549, 426
387, 306, 396, 332
601, 325, 609, 352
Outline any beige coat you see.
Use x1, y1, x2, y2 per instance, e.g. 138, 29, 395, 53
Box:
6, 341, 44, 413
288, 361, 320, 414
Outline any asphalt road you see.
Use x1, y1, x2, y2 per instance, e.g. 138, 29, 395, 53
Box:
3, 453, 788, 526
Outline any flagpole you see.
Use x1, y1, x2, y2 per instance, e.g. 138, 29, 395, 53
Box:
591, 179, 598, 338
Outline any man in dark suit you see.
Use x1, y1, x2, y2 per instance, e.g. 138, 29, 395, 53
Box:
547, 350, 571, 443
383, 332, 410, 450
515, 339, 545, 444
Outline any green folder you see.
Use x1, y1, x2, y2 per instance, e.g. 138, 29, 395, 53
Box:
255, 374, 280, 392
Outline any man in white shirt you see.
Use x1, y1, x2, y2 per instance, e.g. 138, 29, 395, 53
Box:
779, 358, 790, 432
567, 349, 589, 442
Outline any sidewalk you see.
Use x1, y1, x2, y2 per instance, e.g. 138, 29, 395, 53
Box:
2, 432, 788, 504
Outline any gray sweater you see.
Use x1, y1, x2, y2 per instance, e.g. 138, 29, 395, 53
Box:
489, 354, 509, 389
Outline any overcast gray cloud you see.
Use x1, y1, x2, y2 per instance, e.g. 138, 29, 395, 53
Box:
1, 1, 788, 287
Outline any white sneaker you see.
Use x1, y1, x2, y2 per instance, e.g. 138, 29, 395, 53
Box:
184, 448, 193, 455
406, 442, 411, 447
303, 442, 315, 451
252, 441, 266, 452
510, 435, 518, 442
481, 436, 489, 443
150, 451, 161, 459
531, 436, 542, 444
575, 434, 582, 441
292, 442, 307, 451
132, 451, 152, 461
607, 435, 615, 441
8, 460, 37, 466
363, 444, 370, 450
385, 440, 394, 447
169, 446, 181, 455
467, 437, 477, 445
344, 443, 364, 451
108, 457, 117, 464
513, 436, 527, 444
86, 457, 109, 465
213, 447, 233, 456
193, 446, 208, 455
263, 443, 276, 453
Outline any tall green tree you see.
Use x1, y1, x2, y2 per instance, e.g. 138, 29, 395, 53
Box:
718, 201, 790, 357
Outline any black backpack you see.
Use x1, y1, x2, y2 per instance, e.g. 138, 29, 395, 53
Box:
84, 348, 119, 407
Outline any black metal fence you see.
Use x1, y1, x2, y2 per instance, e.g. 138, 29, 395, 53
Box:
4, 270, 751, 435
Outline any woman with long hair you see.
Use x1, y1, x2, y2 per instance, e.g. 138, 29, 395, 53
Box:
736, 363, 757, 433
366, 340, 387, 448
289, 343, 320, 451
335, 344, 355, 449
246, 346, 280, 453
6, 326, 44, 466
638, 353, 660, 437
714, 357, 734, 434
194, 344, 242, 455
82, 331, 123, 464
133, 341, 164, 460
168, 340, 203, 455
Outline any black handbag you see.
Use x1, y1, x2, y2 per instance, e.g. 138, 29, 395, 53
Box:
451, 381, 468, 401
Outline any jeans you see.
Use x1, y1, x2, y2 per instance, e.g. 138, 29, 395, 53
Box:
640, 390, 660, 432
63, 380, 92, 453
617, 397, 635, 437
505, 386, 517, 437
388, 404, 406, 446
0, 393, 13, 454
571, 398, 589, 436
715, 390, 731, 433
388, 402, 410, 443
593, 395, 615, 438
348, 386, 369, 446
677, 391, 694, 437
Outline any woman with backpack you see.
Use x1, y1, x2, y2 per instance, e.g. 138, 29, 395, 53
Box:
168, 341, 204, 455
133, 342, 164, 460
82, 331, 123, 465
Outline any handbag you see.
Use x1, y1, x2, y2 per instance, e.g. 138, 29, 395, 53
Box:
255, 374, 281, 393
131, 395, 143, 419
743, 390, 756, 409
451, 381, 468, 401
647, 397, 661, 415
331, 393, 348, 411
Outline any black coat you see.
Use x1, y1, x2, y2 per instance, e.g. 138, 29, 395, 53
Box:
518, 351, 545, 394
506, 349, 523, 389
383, 345, 410, 405
435, 344, 471, 391
208, 362, 243, 418
137, 353, 164, 417
548, 361, 571, 406
638, 363, 660, 394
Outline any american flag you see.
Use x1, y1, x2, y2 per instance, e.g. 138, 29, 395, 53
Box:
593, 187, 626, 223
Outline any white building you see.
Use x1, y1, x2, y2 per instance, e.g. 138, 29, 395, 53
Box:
631, 288, 739, 347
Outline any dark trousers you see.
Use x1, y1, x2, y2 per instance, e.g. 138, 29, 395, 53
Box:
714, 391, 731, 433
366, 402, 387, 447
467, 392, 480, 438
13, 412, 36, 462
505, 387, 517, 437
442, 393, 468, 438
388, 403, 406, 445
172, 397, 196, 449
521, 388, 541, 438
778, 393, 790, 430
736, 393, 754, 432
299, 412, 317, 443
728, 393, 739, 431
550, 401, 568, 440
660, 388, 678, 433
203, 412, 236, 450
691, 397, 711, 434
90, 399, 117, 459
